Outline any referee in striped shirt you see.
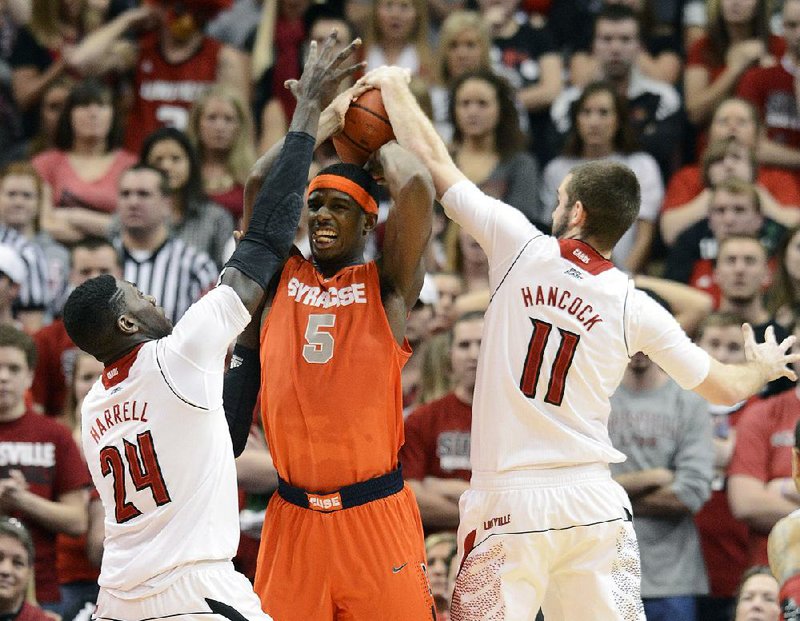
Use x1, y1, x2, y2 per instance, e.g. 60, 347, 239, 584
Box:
0, 225, 49, 333
112, 164, 217, 324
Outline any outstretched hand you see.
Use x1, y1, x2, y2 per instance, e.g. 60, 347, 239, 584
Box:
284, 32, 364, 110
743, 323, 800, 382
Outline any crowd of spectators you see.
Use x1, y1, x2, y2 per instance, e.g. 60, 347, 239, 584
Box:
0, 0, 799, 620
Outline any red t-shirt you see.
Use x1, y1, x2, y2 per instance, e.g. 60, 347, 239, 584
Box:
661, 164, 800, 212
400, 392, 472, 482
694, 403, 751, 598
727, 390, 800, 565
737, 61, 800, 149
56, 488, 100, 585
0, 411, 90, 603
125, 33, 222, 152
16, 602, 52, 621
686, 34, 786, 81
209, 184, 244, 222
31, 319, 77, 418
32, 150, 137, 214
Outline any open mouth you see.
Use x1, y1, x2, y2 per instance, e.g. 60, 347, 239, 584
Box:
312, 229, 338, 249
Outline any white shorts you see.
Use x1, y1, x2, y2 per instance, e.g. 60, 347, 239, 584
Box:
451, 464, 646, 621
94, 561, 273, 621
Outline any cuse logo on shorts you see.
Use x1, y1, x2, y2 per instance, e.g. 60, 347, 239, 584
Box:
307, 492, 343, 512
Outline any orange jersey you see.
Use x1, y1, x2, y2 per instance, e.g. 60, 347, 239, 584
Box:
260, 256, 411, 491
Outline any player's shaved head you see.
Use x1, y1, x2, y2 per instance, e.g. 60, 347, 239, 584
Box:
63, 274, 125, 359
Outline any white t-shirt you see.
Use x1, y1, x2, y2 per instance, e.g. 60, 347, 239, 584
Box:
540, 152, 664, 270
441, 180, 711, 474
81, 285, 250, 597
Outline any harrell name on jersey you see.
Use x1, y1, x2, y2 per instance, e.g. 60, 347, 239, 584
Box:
81, 286, 250, 597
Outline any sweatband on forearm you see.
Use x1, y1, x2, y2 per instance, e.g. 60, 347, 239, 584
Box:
225, 131, 315, 290
223, 344, 261, 457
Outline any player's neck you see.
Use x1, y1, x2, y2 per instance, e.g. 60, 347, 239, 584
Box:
101, 338, 149, 367
563, 233, 612, 260
313, 254, 364, 278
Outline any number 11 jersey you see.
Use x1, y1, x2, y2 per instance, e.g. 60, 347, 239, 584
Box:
441, 180, 711, 474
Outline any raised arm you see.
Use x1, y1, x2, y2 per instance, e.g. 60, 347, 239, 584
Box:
222, 33, 362, 456
221, 33, 362, 313
358, 67, 465, 199
241, 81, 371, 233
693, 324, 800, 405
375, 141, 434, 310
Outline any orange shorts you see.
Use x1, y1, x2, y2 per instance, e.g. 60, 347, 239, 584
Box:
254, 484, 435, 621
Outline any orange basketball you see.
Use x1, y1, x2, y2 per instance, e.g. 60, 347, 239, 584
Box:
332, 89, 396, 166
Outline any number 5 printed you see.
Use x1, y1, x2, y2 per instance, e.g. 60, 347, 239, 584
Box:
303, 314, 336, 364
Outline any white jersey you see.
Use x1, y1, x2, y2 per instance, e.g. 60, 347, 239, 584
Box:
81, 285, 250, 597
441, 180, 711, 473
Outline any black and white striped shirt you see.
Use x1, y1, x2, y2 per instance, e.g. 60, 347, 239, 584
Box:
114, 236, 218, 324
0, 225, 49, 310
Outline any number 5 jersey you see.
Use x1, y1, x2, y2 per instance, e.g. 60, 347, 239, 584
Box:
260, 256, 411, 492
440, 180, 712, 473
81, 285, 251, 597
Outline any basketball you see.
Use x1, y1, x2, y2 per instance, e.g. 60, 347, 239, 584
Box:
332, 89, 396, 166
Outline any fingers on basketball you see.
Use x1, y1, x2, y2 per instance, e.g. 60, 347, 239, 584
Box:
332, 88, 396, 167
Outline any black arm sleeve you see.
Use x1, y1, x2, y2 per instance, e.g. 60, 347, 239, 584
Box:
223, 344, 261, 457
224, 131, 315, 290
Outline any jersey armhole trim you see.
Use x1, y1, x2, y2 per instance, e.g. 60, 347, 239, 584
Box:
622, 283, 631, 357
155, 344, 210, 411
489, 235, 542, 305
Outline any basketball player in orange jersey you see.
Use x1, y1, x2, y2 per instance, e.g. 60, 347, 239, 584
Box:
768, 419, 800, 620
224, 101, 437, 619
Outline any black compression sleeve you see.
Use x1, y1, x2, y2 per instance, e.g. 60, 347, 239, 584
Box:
225, 131, 315, 290
223, 344, 261, 457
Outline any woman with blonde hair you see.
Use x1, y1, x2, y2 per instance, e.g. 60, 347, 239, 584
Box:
187, 85, 256, 223
363, 0, 432, 81
430, 11, 495, 142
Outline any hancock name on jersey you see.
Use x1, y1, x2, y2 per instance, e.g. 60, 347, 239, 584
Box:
286, 277, 367, 308
89, 400, 149, 444
521, 285, 604, 331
